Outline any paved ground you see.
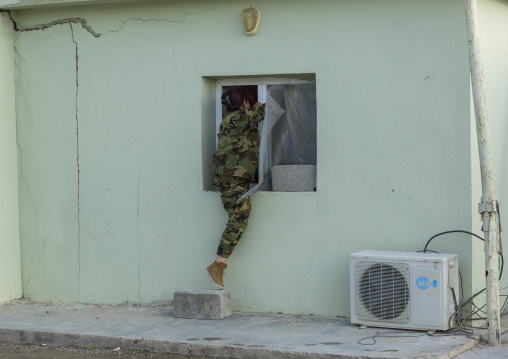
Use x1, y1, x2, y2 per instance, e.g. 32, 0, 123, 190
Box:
0, 342, 223, 359
454, 334, 508, 359
0, 299, 505, 359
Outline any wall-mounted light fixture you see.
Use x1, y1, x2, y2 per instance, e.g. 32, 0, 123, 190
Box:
241, 7, 261, 36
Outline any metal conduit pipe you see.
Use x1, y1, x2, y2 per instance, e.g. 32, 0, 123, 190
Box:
464, 0, 501, 345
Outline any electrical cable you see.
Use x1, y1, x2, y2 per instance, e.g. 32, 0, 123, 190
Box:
457, 287, 508, 321
458, 271, 464, 305
422, 230, 504, 280
357, 327, 477, 345
421, 230, 505, 336
423, 230, 484, 252
358, 332, 429, 345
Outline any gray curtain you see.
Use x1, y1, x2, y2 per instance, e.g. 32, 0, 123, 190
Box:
239, 83, 317, 202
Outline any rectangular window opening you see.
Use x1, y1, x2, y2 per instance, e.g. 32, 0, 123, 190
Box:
202, 75, 317, 193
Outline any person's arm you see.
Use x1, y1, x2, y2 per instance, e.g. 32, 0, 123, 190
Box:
247, 103, 265, 124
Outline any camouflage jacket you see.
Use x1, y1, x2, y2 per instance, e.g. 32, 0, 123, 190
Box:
212, 104, 265, 185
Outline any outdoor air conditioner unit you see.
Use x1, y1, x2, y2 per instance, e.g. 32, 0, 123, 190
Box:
350, 250, 459, 331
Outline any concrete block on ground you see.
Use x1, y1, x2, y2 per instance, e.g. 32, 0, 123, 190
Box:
174, 289, 231, 320
272, 165, 316, 192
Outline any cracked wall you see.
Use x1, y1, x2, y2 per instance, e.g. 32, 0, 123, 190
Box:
0, 11, 22, 303
13, 2, 217, 305
10, 0, 482, 316
15, 16, 80, 302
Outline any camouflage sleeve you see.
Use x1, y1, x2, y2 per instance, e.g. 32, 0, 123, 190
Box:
246, 104, 265, 125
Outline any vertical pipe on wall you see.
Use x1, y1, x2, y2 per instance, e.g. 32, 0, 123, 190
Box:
464, 0, 501, 345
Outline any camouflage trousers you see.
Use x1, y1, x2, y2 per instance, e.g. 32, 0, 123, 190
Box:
215, 177, 252, 258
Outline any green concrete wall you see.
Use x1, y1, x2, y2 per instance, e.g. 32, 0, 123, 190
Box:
0, 12, 22, 303
11, 0, 476, 316
477, 0, 508, 295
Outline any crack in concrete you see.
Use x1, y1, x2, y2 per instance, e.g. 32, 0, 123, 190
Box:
1, 11, 99, 37
106, 17, 182, 36
13, 43, 22, 75
3, 7, 215, 39
16, 141, 22, 180
70, 23, 81, 302
23, 17, 100, 37
18, 175, 37, 295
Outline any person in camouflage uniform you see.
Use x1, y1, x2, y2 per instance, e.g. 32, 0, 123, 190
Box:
206, 88, 265, 289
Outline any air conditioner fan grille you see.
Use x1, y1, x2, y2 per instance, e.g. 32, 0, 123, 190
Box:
355, 261, 410, 323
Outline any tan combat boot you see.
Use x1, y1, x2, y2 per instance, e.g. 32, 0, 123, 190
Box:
206, 261, 227, 289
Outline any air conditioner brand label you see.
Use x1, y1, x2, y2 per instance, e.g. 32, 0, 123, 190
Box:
416, 276, 438, 290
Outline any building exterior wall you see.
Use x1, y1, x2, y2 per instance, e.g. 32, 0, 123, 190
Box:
0, 12, 22, 303
476, 0, 508, 294
11, 0, 474, 317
